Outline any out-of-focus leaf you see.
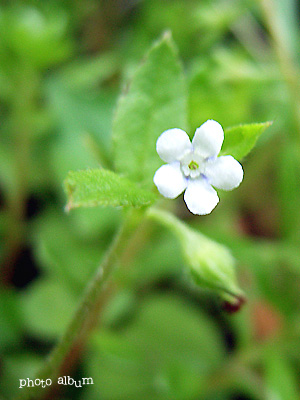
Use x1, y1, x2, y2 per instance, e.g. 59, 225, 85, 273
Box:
22, 278, 76, 338
221, 121, 272, 160
272, 0, 299, 55
101, 289, 136, 328
120, 230, 182, 286
0, 353, 41, 398
46, 75, 115, 149
264, 347, 299, 400
32, 210, 104, 288
85, 294, 225, 400
0, 142, 16, 196
0, 289, 22, 350
69, 206, 121, 240
46, 74, 116, 183
113, 32, 187, 188
0, 6, 71, 69
50, 135, 100, 189
132, 1, 200, 59
278, 141, 300, 241
64, 169, 157, 211
60, 52, 119, 90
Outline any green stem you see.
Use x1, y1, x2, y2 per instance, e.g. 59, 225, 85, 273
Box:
16, 209, 143, 400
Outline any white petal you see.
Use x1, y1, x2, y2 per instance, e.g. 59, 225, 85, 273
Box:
192, 120, 224, 158
156, 128, 192, 163
184, 178, 219, 215
205, 155, 243, 190
153, 162, 187, 199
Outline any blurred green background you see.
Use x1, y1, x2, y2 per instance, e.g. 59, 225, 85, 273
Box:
1, 0, 300, 399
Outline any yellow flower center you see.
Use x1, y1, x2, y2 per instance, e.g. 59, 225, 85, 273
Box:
188, 160, 199, 170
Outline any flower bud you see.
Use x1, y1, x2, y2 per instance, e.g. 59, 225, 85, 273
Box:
147, 208, 245, 308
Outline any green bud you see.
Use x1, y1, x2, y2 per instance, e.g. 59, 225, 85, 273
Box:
147, 208, 245, 309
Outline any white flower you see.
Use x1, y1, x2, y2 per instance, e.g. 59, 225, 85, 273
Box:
153, 120, 243, 215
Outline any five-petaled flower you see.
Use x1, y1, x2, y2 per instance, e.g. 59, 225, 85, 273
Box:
153, 120, 243, 215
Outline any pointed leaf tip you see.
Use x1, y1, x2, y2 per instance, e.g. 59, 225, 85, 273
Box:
222, 121, 272, 160
113, 33, 187, 188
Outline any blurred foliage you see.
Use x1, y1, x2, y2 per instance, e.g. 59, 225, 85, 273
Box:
86, 294, 225, 400
0, 0, 300, 399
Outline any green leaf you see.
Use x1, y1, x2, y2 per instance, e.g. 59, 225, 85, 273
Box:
22, 278, 76, 339
221, 121, 272, 160
113, 32, 187, 188
64, 169, 157, 211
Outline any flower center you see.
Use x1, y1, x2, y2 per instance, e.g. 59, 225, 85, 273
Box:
188, 160, 199, 170
180, 151, 205, 179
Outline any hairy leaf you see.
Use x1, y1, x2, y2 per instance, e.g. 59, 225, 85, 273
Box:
65, 169, 157, 210
221, 121, 272, 160
113, 32, 187, 188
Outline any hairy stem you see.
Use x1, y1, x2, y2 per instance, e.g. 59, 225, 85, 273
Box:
16, 209, 143, 400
